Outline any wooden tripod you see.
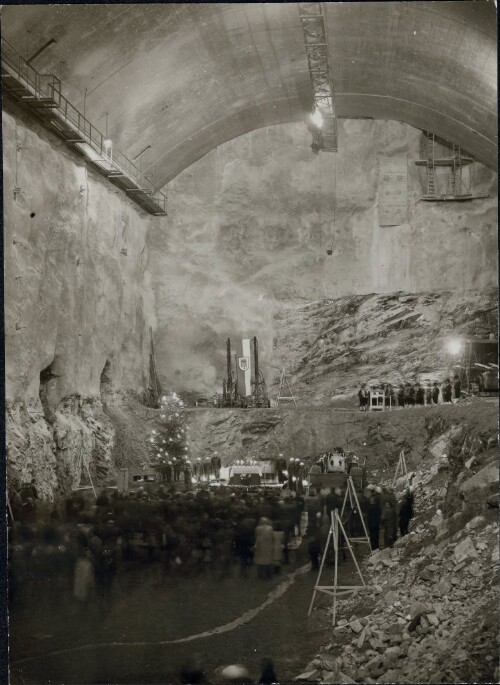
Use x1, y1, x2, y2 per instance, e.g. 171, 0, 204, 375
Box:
392, 449, 410, 489
308, 508, 366, 626
276, 368, 297, 407
340, 476, 372, 551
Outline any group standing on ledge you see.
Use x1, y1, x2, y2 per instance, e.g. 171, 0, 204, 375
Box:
358, 375, 462, 410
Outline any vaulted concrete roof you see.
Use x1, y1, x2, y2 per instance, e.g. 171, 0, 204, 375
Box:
2, 2, 497, 187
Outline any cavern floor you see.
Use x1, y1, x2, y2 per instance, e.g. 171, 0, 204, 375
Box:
8, 398, 499, 685
9, 546, 367, 684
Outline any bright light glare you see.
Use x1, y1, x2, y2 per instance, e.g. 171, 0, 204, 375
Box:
311, 108, 323, 128
103, 139, 112, 148
447, 339, 463, 355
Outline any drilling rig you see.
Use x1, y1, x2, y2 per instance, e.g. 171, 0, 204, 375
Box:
222, 337, 271, 408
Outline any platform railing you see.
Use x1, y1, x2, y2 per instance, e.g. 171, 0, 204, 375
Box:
2, 37, 167, 214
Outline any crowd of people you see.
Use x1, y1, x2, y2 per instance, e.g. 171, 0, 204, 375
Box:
156, 454, 222, 485
9, 473, 416, 600
358, 375, 462, 410
305, 484, 414, 569
8, 486, 312, 613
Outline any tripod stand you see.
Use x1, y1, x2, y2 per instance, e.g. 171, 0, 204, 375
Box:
308, 508, 366, 625
340, 476, 372, 551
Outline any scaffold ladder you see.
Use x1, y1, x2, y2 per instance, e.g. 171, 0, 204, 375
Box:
426, 132, 436, 197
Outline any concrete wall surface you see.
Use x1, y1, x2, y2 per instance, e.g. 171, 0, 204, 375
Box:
3, 103, 157, 406
149, 119, 497, 393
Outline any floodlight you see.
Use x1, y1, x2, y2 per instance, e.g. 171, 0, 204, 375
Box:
447, 339, 463, 355
311, 108, 323, 128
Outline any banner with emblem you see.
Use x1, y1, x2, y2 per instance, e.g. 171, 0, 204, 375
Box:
238, 357, 249, 371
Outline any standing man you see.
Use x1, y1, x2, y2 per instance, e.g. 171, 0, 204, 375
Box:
407, 383, 415, 407
367, 493, 381, 551
397, 384, 405, 408
415, 383, 425, 407
453, 375, 462, 402
358, 384, 369, 411
425, 382, 432, 406
398, 488, 414, 537
432, 382, 440, 405
183, 460, 192, 490
381, 501, 398, 548
443, 378, 453, 403
165, 460, 173, 484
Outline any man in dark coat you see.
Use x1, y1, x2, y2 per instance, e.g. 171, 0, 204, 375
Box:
432, 382, 440, 404
397, 385, 405, 408
406, 384, 415, 407
367, 494, 381, 550
442, 379, 452, 403
307, 515, 322, 570
425, 382, 432, 405
326, 487, 343, 519
398, 489, 414, 537
381, 501, 398, 548
415, 383, 425, 406
358, 384, 369, 411
453, 375, 462, 401
183, 461, 192, 490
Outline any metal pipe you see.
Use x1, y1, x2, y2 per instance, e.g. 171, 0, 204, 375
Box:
27, 38, 56, 64
133, 144, 151, 162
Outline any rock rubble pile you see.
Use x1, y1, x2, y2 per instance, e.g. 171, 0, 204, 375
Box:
297, 412, 499, 684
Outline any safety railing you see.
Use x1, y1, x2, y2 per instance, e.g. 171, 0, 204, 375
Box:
2, 37, 167, 214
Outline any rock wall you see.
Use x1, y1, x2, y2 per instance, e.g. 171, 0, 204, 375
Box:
3, 102, 159, 499
183, 399, 498, 469
149, 120, 497, 395
271, 288, 498, 405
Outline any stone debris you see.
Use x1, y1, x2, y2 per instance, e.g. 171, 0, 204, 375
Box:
453, 536, 477, 564
296, 421, 499, 684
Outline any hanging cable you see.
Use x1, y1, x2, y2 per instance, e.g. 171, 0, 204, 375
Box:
319, 152, 324, 251
327, 153, 337, 255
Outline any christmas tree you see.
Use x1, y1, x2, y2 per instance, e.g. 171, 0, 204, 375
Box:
148, 392, 189, 481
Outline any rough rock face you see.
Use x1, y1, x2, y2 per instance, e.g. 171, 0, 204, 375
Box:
3, 102, 157, 499
149, 119, 497, 395
3, 104, 497, 499
271, 288, 498, 405
296, 400, 499, 685
6, 397, 115, 501
181, 398, 498, 469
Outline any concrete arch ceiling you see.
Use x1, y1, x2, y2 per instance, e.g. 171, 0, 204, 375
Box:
2, 2, 497, 187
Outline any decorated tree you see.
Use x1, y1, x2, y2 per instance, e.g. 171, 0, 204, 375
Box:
148, 392, 189, 480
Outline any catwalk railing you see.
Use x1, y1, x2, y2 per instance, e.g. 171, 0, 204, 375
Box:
2, 37, 167, 215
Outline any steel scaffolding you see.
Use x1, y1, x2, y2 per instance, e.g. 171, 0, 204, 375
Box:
299, 2, 338, 152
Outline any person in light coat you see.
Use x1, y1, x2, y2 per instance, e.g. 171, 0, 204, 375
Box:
73, 549, 95, 615
254, 517, 274, 579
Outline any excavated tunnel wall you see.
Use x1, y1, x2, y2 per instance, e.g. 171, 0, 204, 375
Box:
3, 101, 160, 499
3, 103, 498, 499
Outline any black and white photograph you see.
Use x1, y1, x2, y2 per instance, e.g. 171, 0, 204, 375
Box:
2, 2, 498, 684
